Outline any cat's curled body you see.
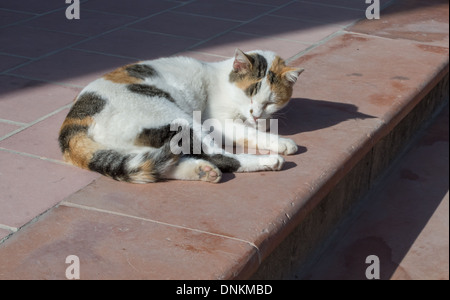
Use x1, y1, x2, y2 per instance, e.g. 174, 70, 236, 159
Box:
59, 49, 304, 183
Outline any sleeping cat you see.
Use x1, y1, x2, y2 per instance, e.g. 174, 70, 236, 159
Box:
58, 49, 304, 183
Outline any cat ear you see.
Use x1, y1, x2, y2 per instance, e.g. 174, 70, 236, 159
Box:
233, 49, 253, 72
283, 67, 305, 85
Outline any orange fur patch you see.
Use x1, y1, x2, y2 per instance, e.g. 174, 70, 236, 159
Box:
103, 65, 142, 84
270, 56, 287, 74
128, 159, 157, 183
235, 77, 260, 91
64, 132, 101, 169
268, 56, 294, 106
60, 117, 101, 169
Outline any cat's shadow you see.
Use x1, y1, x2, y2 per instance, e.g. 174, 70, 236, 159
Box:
277, 98, 376, 136
221, 98, 374, 180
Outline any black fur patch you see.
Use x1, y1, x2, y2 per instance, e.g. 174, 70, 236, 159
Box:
251, 54, 268, 80
176, 127, 241, 173
58, 124, 88, 153
186, 153, 241, 173
201, 154, 241, 173
67, 92, 107, 119
138, 124, 241, 173
126, 64, 157, 80
136, 125, 179, 148
127, 84, 175, 102
245, 81, 262, 96
88, 150, 132, 181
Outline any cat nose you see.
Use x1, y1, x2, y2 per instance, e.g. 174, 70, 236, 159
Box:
250, 110, 260, 121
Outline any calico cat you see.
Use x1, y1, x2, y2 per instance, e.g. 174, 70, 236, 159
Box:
58, 49, 304, 183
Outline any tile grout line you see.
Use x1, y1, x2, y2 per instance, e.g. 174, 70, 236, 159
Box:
261, 13, 349, 29
82, 8, 141, 19
0, 119, 28, 126
296, 0, 366, 12
19, 24, 90, 38
186, 51, 230, 59
68, 47, 141, 61
227, 0, 279, 8
0, 7, 38, 16
231, 30, 313, 46
268, 13, 352, 28
81, 7, 241, 23
0, 199, 74, 245
0, 147, 69, 166
168, 10, 246, 23
0, 51, 33, 60
125, 27, 203, 41
3, 73, 85, 89
61, 201, 262, 264
0, 224, 18, 233
0, 103, 72, 143
286, 30, 346, 64
0, 225, 16, 244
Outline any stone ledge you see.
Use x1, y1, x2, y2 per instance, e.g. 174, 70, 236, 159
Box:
251, 73, 449, 279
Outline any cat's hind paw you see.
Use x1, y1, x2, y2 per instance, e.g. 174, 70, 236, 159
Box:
197, 163, 222, 183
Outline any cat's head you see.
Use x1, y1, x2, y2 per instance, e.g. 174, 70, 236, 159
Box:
229, 49, 304, 126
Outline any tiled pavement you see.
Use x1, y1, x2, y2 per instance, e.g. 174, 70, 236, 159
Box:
0, 0, 448, 279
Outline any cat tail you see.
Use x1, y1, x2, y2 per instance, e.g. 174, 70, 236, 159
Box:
59, 124, 179, 183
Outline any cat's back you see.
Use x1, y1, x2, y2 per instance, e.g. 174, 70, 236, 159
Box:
149, 56, 211, 93
89, 55, 206, 91
150, 55, 206, 77
76, 55, 211, 114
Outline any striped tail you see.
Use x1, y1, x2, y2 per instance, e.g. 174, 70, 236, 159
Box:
58, 119, 178, 184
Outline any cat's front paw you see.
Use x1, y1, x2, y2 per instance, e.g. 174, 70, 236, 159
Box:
271, 138, 298, 155
258, 155, 285, 171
